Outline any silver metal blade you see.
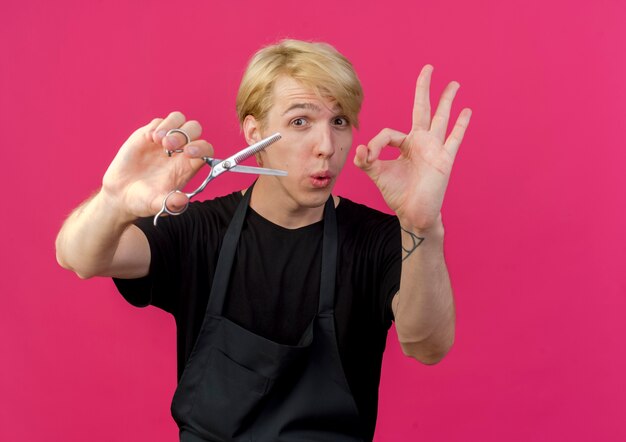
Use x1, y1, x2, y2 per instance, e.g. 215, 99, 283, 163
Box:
202, 156, 287, 176
229, 164, 287, 176
203, 133, 282, 178
228, 133, 282, 166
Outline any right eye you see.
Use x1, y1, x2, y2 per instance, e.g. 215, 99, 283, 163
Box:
291, 117, 307, 127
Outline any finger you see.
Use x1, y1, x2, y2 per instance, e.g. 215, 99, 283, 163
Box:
354, 144, 380, 177
353, 128, 406, 173
164, 191, 190, 213
123, 118, 163, 153
444, 108, 472, 158
366, 127, 408, 158
431, 81, 460, 141
412, 65, 433, 131
163, 120, 202, 151
184, 140, 214, 160
134, 118, 163, 143
152, 111, 187, 144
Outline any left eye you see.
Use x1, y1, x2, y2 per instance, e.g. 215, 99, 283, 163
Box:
333, 117, 348, 126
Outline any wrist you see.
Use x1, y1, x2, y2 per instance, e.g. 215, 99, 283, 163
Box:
94, 190, 138, 227
399, 214, 445, 238
399, 216, 445, 262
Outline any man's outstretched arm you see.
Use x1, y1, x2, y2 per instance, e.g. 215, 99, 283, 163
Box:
56, 112, 213, 279
354, 65, 471, 364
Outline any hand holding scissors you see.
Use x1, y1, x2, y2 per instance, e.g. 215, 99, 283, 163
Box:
153, 131, 285, 226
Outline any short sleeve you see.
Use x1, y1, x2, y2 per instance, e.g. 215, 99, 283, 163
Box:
374, 215, 402, 326
112, 214, 182, 313
336, 198, 401, 330
113, 273, 153, 308
112, 200, 220, 315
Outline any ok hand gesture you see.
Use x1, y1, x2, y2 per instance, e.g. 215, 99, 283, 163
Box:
354, 65, 471, 231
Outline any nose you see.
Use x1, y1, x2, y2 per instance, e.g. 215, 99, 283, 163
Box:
314, 125, 335, 158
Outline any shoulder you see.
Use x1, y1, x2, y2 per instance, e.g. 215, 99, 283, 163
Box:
334, 196, 400, 257
335, 196, 399, 231
172, 190, 242, 229
189, 191, 242, 219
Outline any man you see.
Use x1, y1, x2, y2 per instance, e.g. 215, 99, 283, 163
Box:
56, 39, 471, 441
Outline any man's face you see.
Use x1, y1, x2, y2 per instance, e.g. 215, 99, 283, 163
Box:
250, 76, 354, 210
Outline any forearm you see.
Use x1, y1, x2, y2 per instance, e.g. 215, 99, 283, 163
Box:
55, 190, 141, 279
393, 217, 455, 364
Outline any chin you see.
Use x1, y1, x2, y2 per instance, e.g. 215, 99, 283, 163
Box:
297, 189, 334, 208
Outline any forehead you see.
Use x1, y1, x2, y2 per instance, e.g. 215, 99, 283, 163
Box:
270, 76, 340, 113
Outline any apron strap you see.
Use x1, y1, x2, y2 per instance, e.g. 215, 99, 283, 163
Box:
206, 186, 254, 316
318, 196, 337, 315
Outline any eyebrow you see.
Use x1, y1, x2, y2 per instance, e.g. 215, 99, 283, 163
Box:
281, 102, 322, 116
281, 102, 342, 116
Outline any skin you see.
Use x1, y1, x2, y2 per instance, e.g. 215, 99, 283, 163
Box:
243, 75, 353, 228
55, 64, 471, 364
354, 65, 472, 363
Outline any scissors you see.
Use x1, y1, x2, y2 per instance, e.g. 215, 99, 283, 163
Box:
153, 132, 285, 226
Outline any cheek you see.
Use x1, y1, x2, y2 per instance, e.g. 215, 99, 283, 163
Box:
273, 147, 306, 174
338, 130, 353, 148
337, 148, 350, 167
337, 135, 353, 158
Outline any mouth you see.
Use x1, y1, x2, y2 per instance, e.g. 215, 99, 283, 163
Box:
309, 171, 334, 188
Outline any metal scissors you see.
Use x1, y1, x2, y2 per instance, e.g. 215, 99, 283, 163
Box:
153, 132, 285, 226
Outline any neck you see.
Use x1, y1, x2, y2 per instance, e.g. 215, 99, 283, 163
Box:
246, 178, 335, 229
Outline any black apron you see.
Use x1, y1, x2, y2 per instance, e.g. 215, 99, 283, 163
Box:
171, 189, 365, 441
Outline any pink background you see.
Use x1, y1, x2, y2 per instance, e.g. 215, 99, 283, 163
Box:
1, 0, 625, 440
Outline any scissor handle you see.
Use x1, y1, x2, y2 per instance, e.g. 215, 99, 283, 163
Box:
153, 190, 191, 226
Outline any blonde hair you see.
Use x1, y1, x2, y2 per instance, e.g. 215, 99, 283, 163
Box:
236, 39, 363, 129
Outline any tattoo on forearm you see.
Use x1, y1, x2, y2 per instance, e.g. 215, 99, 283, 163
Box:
401, 227, 425, 261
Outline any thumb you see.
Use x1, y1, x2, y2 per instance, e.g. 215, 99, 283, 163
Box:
184, 140, 214, 172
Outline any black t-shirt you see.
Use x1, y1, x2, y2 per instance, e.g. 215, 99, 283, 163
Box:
114, 191, 401, 438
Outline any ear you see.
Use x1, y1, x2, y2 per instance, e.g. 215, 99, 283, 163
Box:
243, 115, 265, 166
243, 115, 262, 145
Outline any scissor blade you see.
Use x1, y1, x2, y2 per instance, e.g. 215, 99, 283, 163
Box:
203, 133, 281, 178
229, 133, 282, 166
230, 165, 287, 176
203, 158, 286, 176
